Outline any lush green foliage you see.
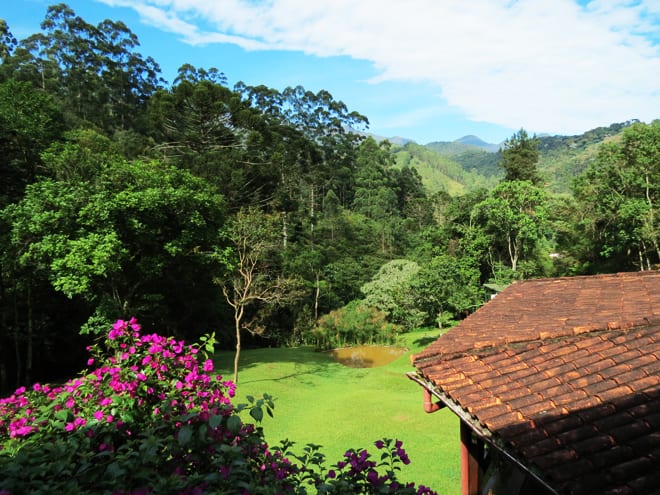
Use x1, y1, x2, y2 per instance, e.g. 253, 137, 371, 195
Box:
572, 121, 660, 272
0, 3, 656, 393
361, 259, 426, 330
499, 129, 542, 185
412, 255, 483, 327
311, 301, 402, 349
2, 147, 227, 333
0, 319, 437, 494
475, 180, 549, 273
393, 142, 498, 194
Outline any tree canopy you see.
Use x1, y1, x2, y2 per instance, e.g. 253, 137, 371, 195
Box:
0, 4, 656, 393
499, 128, 542, 185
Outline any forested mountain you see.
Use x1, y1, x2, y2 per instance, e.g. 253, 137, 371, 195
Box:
535, 120, 638, 192
427, 135, 500, 153
393, 142, 499, 194
0, 5, 657, 394
401, 121, 640, 194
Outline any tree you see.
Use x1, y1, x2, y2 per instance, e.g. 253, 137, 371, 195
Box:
499, 128, 542, 185
412, 255, 483, 327
476, 180, 548, 273
220, 208, 301, 383
0, 19, 16, 70
573, 121, 660, 271
0, 79, 64, 207
147, 76, 282, 209
360, 259, 426, 330
352, 138, 400, 254
6, 4, 162, 133
2, 151, 228, 345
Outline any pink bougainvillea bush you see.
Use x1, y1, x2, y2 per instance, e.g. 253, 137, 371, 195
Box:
0, 318, 437, 495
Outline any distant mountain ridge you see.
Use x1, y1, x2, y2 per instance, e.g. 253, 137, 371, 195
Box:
425, 136, 500, 155
454, 135, 501, 152
390, 120, 643, 195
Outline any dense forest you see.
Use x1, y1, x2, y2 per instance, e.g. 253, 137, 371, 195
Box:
0, 4, 658, 393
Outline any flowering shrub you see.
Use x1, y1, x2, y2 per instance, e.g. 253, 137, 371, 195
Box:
285, 439, 437, 494
0, 318, 437, 494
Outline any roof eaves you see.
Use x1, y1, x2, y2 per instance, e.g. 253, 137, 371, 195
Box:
406, 371, 559, 495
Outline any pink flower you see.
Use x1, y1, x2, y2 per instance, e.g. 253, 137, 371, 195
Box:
108, 320, 127, 340
128, 316, 141, 334
203, 360, 214, 372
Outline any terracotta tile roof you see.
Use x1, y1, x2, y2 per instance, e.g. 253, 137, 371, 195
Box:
411, 271, 660, 495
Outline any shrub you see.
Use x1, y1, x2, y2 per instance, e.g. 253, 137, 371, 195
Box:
310, 301, 403, 349
0, 318, 436, 494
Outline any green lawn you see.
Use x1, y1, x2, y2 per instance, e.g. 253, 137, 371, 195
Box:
213, 330, 461, 494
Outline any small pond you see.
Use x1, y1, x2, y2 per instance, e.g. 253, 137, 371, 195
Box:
328, 345, 408, 368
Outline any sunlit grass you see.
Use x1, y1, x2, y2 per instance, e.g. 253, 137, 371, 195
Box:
214, 329, 460, 494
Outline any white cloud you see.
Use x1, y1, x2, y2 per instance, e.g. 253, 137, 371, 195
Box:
102, 0, 660, 134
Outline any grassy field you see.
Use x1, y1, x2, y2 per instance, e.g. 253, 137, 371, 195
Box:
213, 330, 461, 494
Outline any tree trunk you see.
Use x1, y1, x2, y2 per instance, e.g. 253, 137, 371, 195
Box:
233, 303, 244, 384
314, 272, 320, 321
644, 172, 660, 262
310, 187, 315, 237
26, 283, 33, 385
507, 234, 519, 272
13, 294, 22, 387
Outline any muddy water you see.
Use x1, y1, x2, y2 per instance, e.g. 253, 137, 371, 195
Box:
328, 345, 408, 368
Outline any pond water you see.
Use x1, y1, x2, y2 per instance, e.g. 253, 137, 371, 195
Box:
328, 345, 408, 368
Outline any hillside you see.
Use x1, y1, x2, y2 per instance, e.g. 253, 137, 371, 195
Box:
393, 142, 499, 195
426, 135, 500, 153
397, 121, 639, 195
536, 120, 637, 192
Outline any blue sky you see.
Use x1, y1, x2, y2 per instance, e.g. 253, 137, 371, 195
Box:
3, 0, 659, 145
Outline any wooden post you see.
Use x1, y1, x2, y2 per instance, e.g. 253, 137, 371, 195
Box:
460, 420, 483, 495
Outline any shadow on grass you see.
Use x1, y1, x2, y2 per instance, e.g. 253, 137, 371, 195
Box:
213, 346, 342, 385
412, 335, 438, 347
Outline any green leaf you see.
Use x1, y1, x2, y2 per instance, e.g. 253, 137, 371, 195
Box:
177, 425, 192, 446
209, 414, 223, 429
227, 415, 242, 434
54, 409, 71, 422
250, 406, 264, 423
